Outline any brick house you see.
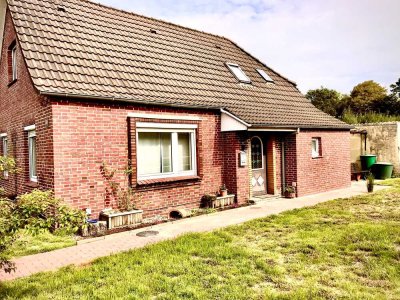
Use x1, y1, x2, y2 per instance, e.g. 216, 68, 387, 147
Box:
0, 0, 351, 218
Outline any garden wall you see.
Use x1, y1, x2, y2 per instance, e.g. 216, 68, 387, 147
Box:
351, 122, 400, 173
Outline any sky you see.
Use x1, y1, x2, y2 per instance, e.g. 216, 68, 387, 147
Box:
98, 0, 399, 94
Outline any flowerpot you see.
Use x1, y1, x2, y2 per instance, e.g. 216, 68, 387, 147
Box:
367, 184, 374, 193
211, 194, 235, 208
285, 192, 296, 199
100, 209, 143, 229
220, 190, 228, 197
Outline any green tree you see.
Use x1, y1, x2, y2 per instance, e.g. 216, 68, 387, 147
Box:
306, 87, 344, 117
348, 80, 387, 114
390, 78, 400, 98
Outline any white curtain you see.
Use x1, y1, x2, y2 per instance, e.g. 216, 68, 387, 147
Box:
177, 133, 191, 172
138, 132, 172, 175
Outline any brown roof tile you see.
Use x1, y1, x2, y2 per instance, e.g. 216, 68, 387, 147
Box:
7, 0, 350, 129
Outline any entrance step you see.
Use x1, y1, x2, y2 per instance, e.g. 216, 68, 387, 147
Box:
250, 195, 282, 204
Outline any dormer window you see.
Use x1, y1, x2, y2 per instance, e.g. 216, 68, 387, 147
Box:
8, 41, 17, 83
256, 69, 274, 83
226, 63, 251, 83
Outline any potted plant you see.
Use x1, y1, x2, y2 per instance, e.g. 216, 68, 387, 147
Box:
220, 184, 228, 197
366, 172, 374, 193
99, 162, 143, 229
201, 193, 235, 209
201, 194, 217, 208
284, 185, 296, 198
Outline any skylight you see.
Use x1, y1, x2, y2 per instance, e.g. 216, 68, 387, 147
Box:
256, 69, 274, 83
226, 63, 251, 83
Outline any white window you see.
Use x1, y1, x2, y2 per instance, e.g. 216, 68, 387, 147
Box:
136, 123, 197, 180
2, 135, 8, 178
256, 69, 274, 83
28, 130, 37, 182
312, 138, 321, 158
226, 63, 251, 83
11, 44, 17, 81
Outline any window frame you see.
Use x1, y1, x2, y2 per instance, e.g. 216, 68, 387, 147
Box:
256, 69, 274, 83
1, 134, 8, 178
136, 123, 197, 181
311, 137, 321, 158
9, 42, 17, 82
226, 63, 251, 84
251, 136, 264, 170
28, 129, 37, 182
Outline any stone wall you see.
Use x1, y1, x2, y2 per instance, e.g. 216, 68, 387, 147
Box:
351, 122, 400, 173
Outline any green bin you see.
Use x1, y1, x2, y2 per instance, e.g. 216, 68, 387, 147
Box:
360, 155, 377, 170
372, 162, 394, 180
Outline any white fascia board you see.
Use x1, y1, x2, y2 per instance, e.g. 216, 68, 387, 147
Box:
128, 112, 201, 121
220, 109, 250, 132
248, 128, 297, 132
24, 125, 36, 131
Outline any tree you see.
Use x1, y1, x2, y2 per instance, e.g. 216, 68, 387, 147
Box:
390, 78, 400, 98
306, 87, 344, 117
348, 80, 387, 114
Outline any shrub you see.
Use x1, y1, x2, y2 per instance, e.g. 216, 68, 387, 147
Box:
0, 190, 86, 273
341, 110, 400, 124
201, 194, 217, 208
15, 190, 86, 234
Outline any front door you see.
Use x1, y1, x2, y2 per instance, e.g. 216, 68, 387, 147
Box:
251, 136, 267, 195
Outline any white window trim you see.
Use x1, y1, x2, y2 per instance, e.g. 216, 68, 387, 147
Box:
128, 113, 201, 121
2, 135, 8, 178
251, 136, 264, 170
24, 124, 36, 131
11, 44, 17, 81
136, 122, 197, 129
226, 62, 251, 84
136, 123, 197, 181
312, 138, 320, 158
256, 69, 274, 83
28, 129, 37, 182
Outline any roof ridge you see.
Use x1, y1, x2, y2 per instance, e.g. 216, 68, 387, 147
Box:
77, 0, 228, 42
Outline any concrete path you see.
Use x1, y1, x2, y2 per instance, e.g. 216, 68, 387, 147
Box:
0, 181, 388, 281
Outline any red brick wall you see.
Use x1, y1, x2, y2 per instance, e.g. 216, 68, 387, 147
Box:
222, 132, 250, 204
295, 130, 351, 196
0, 9, 54, 196
51, 99, 230, 217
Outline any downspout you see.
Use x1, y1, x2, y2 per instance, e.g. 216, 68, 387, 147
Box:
281, 140, 286, 195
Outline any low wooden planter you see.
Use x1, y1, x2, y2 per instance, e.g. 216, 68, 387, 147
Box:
100, 209, 143, 229
211, 194, 235, 208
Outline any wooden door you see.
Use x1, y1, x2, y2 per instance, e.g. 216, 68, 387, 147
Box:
251, 137, 266, 195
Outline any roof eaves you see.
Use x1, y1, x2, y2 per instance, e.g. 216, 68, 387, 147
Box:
39, 90, 221, 111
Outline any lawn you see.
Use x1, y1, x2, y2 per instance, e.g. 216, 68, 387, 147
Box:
1, 180, 400, 299
6, 231, 76, 258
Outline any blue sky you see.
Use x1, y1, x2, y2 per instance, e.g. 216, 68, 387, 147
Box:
98, 0, 399, 94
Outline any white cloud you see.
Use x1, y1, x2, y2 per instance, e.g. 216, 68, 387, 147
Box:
98, 0, 400, 94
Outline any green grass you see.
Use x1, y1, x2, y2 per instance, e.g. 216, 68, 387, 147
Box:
6, 231, 76, 258
1, 181, 400, 299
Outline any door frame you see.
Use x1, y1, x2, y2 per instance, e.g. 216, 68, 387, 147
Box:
251, 136, 267, 195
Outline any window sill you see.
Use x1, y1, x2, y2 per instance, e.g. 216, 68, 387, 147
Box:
26, 181, 39, 188
137, 175, 200, 186
7, 79, 17, 87
312, 156, 323, 160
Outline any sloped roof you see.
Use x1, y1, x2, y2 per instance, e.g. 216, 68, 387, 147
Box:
7, 0, 350, 129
